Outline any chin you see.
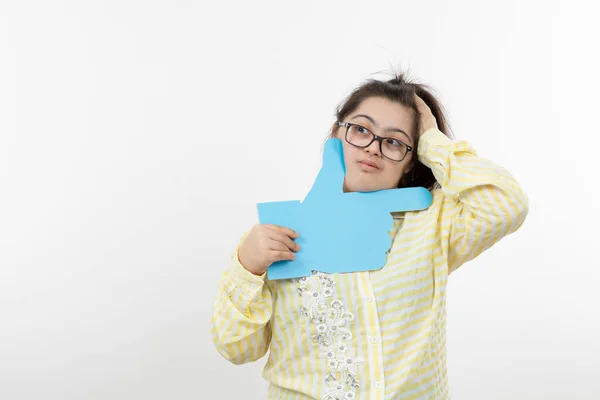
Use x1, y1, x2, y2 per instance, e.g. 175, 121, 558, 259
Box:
345, 179, 383, 193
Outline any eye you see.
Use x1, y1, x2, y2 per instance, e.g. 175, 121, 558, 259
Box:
355, 125, 370, 135
385, 138, 404, 147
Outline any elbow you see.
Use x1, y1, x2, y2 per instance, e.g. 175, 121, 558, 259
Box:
210, 326, 269, 366
213, 345, 247, 365
509, 187, 529, 232
518, 187, 530, 221
210, 326, 241, 365
212, 343, 267, 366
211, 336, 244, 365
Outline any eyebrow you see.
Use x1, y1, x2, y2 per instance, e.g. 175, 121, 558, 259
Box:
350, 114, 412, 143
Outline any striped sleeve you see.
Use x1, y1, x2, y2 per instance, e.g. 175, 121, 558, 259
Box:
210, 236, 273, 364
418, 128, 529, 273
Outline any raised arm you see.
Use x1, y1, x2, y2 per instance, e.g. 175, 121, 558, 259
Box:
418, 127, 529, 273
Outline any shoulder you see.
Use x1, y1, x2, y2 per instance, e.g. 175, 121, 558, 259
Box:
418, 187, 454, 215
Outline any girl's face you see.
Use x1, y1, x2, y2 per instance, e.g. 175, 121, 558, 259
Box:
334, 97, 416, 193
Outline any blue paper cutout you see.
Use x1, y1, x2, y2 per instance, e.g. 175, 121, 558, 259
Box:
257, 138, 432, 280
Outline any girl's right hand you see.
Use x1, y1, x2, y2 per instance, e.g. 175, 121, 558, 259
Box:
237, 224, 300, 276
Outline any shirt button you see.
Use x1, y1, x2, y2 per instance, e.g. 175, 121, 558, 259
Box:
369, 336, 378, 344
365, 296, 372, 302
375, 381, 383, 389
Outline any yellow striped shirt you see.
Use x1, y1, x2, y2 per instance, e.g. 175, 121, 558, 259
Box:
211, 128, 529, 399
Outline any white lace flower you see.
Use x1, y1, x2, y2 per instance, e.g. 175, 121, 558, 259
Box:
335, 343, 347, 353
340, 311, 355, 323
321, 346, 336, 360
336, 349, 365, 375
296, 272, 365, 400
327, 359, 339, 370
323, 378, 345, 400
317, 324, 328, 334
331, 299, 343, 309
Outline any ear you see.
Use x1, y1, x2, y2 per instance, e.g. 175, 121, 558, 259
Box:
330, 122, 340, 138
399, 163, 415, 187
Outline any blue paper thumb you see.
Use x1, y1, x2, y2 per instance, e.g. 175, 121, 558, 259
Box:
303, 138, 346, 205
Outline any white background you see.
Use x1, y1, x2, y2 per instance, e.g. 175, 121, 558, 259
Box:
1, 1, 599, 399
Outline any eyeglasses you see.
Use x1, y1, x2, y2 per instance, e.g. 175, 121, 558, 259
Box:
337, 121, 413, 162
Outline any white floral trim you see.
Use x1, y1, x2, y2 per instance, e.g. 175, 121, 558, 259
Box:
296, 272, 365, 400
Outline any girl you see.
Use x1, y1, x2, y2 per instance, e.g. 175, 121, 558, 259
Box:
211, 72, 529, 399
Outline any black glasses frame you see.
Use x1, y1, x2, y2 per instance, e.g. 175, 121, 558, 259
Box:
337, 121, 413, 162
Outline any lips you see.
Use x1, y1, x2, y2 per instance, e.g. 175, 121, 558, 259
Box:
358, 160, 379, 169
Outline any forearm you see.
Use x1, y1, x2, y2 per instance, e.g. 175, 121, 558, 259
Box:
418, 128, 529, 270
211, 247, 273, 364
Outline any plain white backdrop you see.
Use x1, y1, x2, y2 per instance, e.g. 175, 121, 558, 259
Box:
1, 0, 598, 399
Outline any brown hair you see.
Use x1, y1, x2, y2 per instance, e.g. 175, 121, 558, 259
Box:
329, 71, 453, 190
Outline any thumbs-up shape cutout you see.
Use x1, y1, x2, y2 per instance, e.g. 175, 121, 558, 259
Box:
257, 138, 432, 280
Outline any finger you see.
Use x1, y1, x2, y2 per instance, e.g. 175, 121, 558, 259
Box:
414, 94, 432, 113
266, 224, 299, 239
269, 250, 296, 262
269, 231, 300, 251
303, 137, 346, 205
345, 186, 433, 213
267, 240, 289, 252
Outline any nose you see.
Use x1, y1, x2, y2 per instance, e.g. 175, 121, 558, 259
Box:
364, 137, 381, 156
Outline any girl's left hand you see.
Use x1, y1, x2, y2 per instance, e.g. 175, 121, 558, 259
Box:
414, 94, 438, 137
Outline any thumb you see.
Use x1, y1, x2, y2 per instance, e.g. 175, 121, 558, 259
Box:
344, 186, 433, 213
303, 138, 346, 204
